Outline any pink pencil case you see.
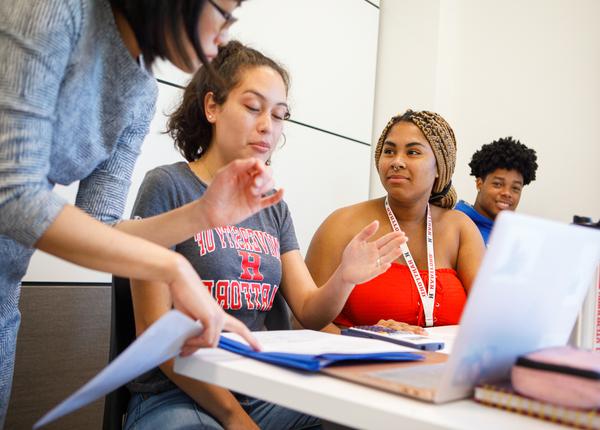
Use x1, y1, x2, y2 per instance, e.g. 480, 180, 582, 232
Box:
511, 346, 600, 410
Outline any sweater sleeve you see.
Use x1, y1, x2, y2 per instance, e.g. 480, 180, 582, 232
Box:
75, 122, 149, 225
0, 0, 82, 247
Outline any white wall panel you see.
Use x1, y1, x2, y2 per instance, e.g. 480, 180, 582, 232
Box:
25, 1, 379, 282
271, 122, 371, 254
435, 0, 600, 222
372, 0, 600, 224
369, 0, 440, 197
231, 0, 379, 144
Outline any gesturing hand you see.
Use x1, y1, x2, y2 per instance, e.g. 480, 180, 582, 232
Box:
339, 220, 406, 285
168, 255, 261, 355
199, 158, 284, 228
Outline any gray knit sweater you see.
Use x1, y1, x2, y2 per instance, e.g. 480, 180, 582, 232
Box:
0, 0, 158, 249
0, 0, 158, 310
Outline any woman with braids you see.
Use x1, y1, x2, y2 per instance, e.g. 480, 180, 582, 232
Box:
0, 1, 285, 424
456, 137, 539, 245
125, 41, 406, 429
305, 110, 484, 334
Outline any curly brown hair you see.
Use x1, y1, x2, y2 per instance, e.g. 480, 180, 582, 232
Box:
167, 40, 290, 162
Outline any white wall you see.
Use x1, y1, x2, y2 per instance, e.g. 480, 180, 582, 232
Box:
371, 0, 600, 224
24, 0, 380, 282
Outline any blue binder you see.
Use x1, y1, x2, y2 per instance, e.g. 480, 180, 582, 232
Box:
219, 336, 424, 372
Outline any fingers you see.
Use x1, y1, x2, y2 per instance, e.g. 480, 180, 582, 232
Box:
174, 287, 224, 348
180, 347, 196, 357
252, 170, 275, 196
177, 314, 262, 357
353, 220, 379, 242
224, 314, 262, 351
194, 320, 221, 348
177, 326, 219, 357
259, 188, 284, 209
182, 334, 215, 350
248, 163, 277, 197
229, 158, 276, 199
375, 230, 406, 249
180, 335, 209, 356
214, 157, 277, 197
377, 319, 427, 335
377, 236, 405, 264
231, 157, 265, 175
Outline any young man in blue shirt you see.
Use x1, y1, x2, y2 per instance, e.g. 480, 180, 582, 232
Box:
456, 137, 538, 245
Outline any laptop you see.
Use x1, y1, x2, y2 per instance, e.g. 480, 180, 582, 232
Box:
323, 211, 600, 403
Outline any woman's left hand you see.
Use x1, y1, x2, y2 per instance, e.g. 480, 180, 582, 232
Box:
377, 319, 427, 335
198, 158, 284, 228
339, 220, 406, 285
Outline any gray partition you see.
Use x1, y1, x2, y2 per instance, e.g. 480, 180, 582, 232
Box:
6, 284, 111, 429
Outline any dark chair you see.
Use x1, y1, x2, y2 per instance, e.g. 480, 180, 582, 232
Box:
101, 276, 292, 430
102, 276, 136, 430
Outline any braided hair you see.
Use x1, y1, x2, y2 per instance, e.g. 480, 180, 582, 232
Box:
374, 110, 457, 209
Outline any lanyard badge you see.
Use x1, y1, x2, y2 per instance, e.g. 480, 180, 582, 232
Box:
384, 197, 436, 327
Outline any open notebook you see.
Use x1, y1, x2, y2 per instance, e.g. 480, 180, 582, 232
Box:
219, 331, 421, 371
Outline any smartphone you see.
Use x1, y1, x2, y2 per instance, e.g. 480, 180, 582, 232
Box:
341, 325, 445, 351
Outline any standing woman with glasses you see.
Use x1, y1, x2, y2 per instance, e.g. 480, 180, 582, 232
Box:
0, 1, 271, 425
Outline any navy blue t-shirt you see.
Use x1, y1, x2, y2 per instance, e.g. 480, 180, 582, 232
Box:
128, 161, 299, 393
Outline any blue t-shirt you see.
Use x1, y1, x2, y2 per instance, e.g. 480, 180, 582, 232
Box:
455, 200, 494, 245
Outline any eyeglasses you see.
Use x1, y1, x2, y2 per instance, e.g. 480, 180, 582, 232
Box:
206, 0, 238, 32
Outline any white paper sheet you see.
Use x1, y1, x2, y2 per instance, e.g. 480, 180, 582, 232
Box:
222, 329, 416, 354
34, 310, 201, 429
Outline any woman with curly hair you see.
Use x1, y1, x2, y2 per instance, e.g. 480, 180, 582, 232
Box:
125, 41, 406, 429
455, 137, 538, 245
305, 110, 484, 334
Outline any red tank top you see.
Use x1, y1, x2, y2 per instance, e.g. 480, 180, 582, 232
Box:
334, 263, 466, 327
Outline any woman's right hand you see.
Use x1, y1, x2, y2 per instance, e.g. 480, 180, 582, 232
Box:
198, 158, 284, 229
167, 254, 261, 355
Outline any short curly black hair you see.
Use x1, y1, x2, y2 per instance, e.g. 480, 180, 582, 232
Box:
469, 137, 538, 185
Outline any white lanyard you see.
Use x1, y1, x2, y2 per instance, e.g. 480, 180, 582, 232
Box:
384, 197, 436, 327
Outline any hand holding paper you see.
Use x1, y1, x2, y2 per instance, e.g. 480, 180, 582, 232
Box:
34, 310, 201, 429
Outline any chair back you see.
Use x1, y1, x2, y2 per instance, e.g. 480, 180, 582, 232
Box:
102, 276, 136, 430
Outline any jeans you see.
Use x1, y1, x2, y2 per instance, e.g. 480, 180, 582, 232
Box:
125, 388, 322, 430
